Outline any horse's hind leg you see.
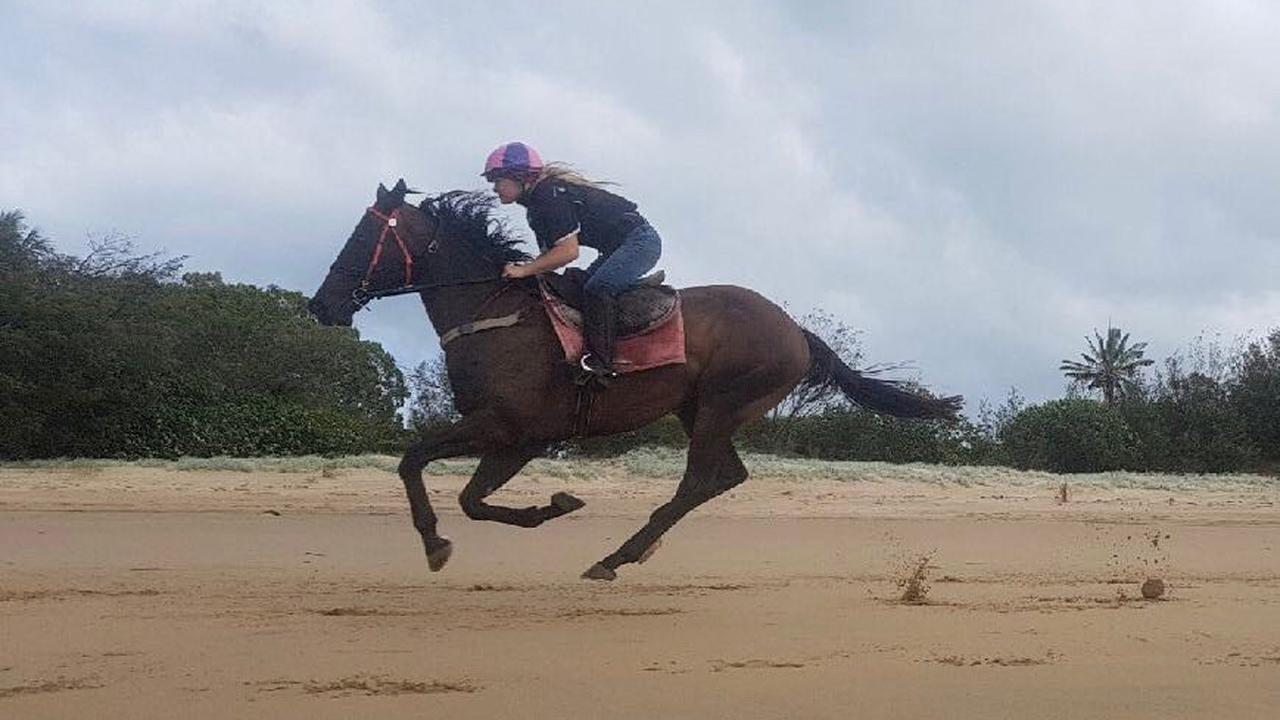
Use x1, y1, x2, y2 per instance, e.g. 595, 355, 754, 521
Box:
677, 404, 749, 487
620, 403, 748, 563
583, 358, 802, 582
458, 444, 586, 528
583, 406, 747, 581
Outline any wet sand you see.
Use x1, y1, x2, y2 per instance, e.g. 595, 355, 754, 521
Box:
2, 465, 1278, 718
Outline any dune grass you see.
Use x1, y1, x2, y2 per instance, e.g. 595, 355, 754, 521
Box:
3, 447, 1275, 491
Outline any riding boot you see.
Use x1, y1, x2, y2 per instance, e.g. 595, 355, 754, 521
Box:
582, 292, 619, 378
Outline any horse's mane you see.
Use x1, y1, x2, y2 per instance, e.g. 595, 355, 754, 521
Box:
417, 191, 530, 264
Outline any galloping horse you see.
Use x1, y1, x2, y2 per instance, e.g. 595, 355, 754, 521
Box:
308, 180, 961, 580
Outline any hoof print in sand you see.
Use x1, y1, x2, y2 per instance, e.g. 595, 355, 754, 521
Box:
0, 677, 103, 699
251, 675, 479, 697
710, 659, 806, 672
928, 651, 1061, 667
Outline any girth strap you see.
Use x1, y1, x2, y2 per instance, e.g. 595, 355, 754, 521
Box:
439, 310, 525, 348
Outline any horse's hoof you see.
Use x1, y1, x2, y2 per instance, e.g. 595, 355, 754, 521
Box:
426, 537, 453, 572
637, 539, 662, 564
550, 491, 586, 514
581, 563, 617, 581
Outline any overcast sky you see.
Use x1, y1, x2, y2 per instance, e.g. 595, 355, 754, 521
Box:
4, 1, 1278, 413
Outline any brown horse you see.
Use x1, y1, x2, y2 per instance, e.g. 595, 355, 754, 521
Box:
308, 180, 961, 581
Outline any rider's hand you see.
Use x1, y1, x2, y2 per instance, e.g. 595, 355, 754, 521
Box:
502, 263, 529, 280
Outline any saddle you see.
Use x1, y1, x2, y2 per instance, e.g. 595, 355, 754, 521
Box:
539, 268, 677, 335
537, 268, 685, 374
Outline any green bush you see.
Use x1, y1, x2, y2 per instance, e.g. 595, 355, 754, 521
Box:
107, 400, 403, 458
1114, 401, 1174, 472
737, 410, 990, 466
1233, 330, 1280, 461
1122, 373, 1254, 473
1002, 399, 1139, 473
0, 211, 407, 459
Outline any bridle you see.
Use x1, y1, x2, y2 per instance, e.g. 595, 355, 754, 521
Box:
351, 204, 504, 310
344, 200, 545, 352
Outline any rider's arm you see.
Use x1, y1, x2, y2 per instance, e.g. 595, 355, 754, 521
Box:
520, 233, 580, 275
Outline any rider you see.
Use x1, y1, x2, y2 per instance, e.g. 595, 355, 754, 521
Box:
483, 141, 662, 377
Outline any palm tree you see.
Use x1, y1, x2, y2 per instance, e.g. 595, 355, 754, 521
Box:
1059, 326, 1154, 405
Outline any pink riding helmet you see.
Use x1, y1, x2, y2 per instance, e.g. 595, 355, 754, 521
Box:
482, 141, 544, 180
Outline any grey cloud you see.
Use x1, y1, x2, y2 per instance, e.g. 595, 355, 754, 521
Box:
4, 1, 1277, 410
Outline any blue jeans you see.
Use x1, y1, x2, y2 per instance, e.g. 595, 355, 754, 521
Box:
582, 223, 662, 297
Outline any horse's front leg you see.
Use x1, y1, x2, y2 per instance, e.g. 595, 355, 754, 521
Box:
398, 420, 488, 572
458, 444, 586, 528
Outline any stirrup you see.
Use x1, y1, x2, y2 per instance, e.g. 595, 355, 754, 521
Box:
579, 353, 619, 379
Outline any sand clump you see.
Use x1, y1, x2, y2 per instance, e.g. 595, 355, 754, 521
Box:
897, 551, 936, 604
1141, 578, 1166, 600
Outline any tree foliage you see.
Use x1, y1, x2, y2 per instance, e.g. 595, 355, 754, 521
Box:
1124, 354, 1255, 472
406, 355, 459, 431
1059, 326, 1154, 405
0, 210, 407, 458
1233, 329, 1280, 461
771, 308, 864, 419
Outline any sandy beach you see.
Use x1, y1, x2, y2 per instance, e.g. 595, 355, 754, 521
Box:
2, 458, 1277, 719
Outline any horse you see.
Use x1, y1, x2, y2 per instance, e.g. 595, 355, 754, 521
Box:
307, 180, 961, 581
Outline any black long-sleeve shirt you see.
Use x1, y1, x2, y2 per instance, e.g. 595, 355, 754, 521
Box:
518, 179, 647, 255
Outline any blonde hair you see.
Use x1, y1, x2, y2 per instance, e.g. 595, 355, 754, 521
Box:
530, 162, 615, 190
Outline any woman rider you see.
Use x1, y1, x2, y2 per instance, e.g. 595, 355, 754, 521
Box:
484, 141, 662, 377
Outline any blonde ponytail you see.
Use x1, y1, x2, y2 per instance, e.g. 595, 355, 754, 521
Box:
530, 162, 615, 190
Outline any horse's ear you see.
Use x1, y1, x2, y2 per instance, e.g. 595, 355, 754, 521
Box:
390, 179, 408, 204
376, 183, 389, 202
393, 177, 424, 195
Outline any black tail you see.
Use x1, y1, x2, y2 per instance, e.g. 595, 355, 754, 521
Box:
802, 330, 962, 420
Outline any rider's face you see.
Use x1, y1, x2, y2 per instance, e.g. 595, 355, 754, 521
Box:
493, 177, 523, 204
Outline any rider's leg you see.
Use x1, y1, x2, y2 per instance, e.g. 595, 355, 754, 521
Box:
581, 224, 662, 375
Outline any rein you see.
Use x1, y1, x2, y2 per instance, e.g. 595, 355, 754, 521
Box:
352, 275, 505, 307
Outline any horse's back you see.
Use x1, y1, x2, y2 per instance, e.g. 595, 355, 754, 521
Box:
676, 284, 810, 386
678, 284, 801, 331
